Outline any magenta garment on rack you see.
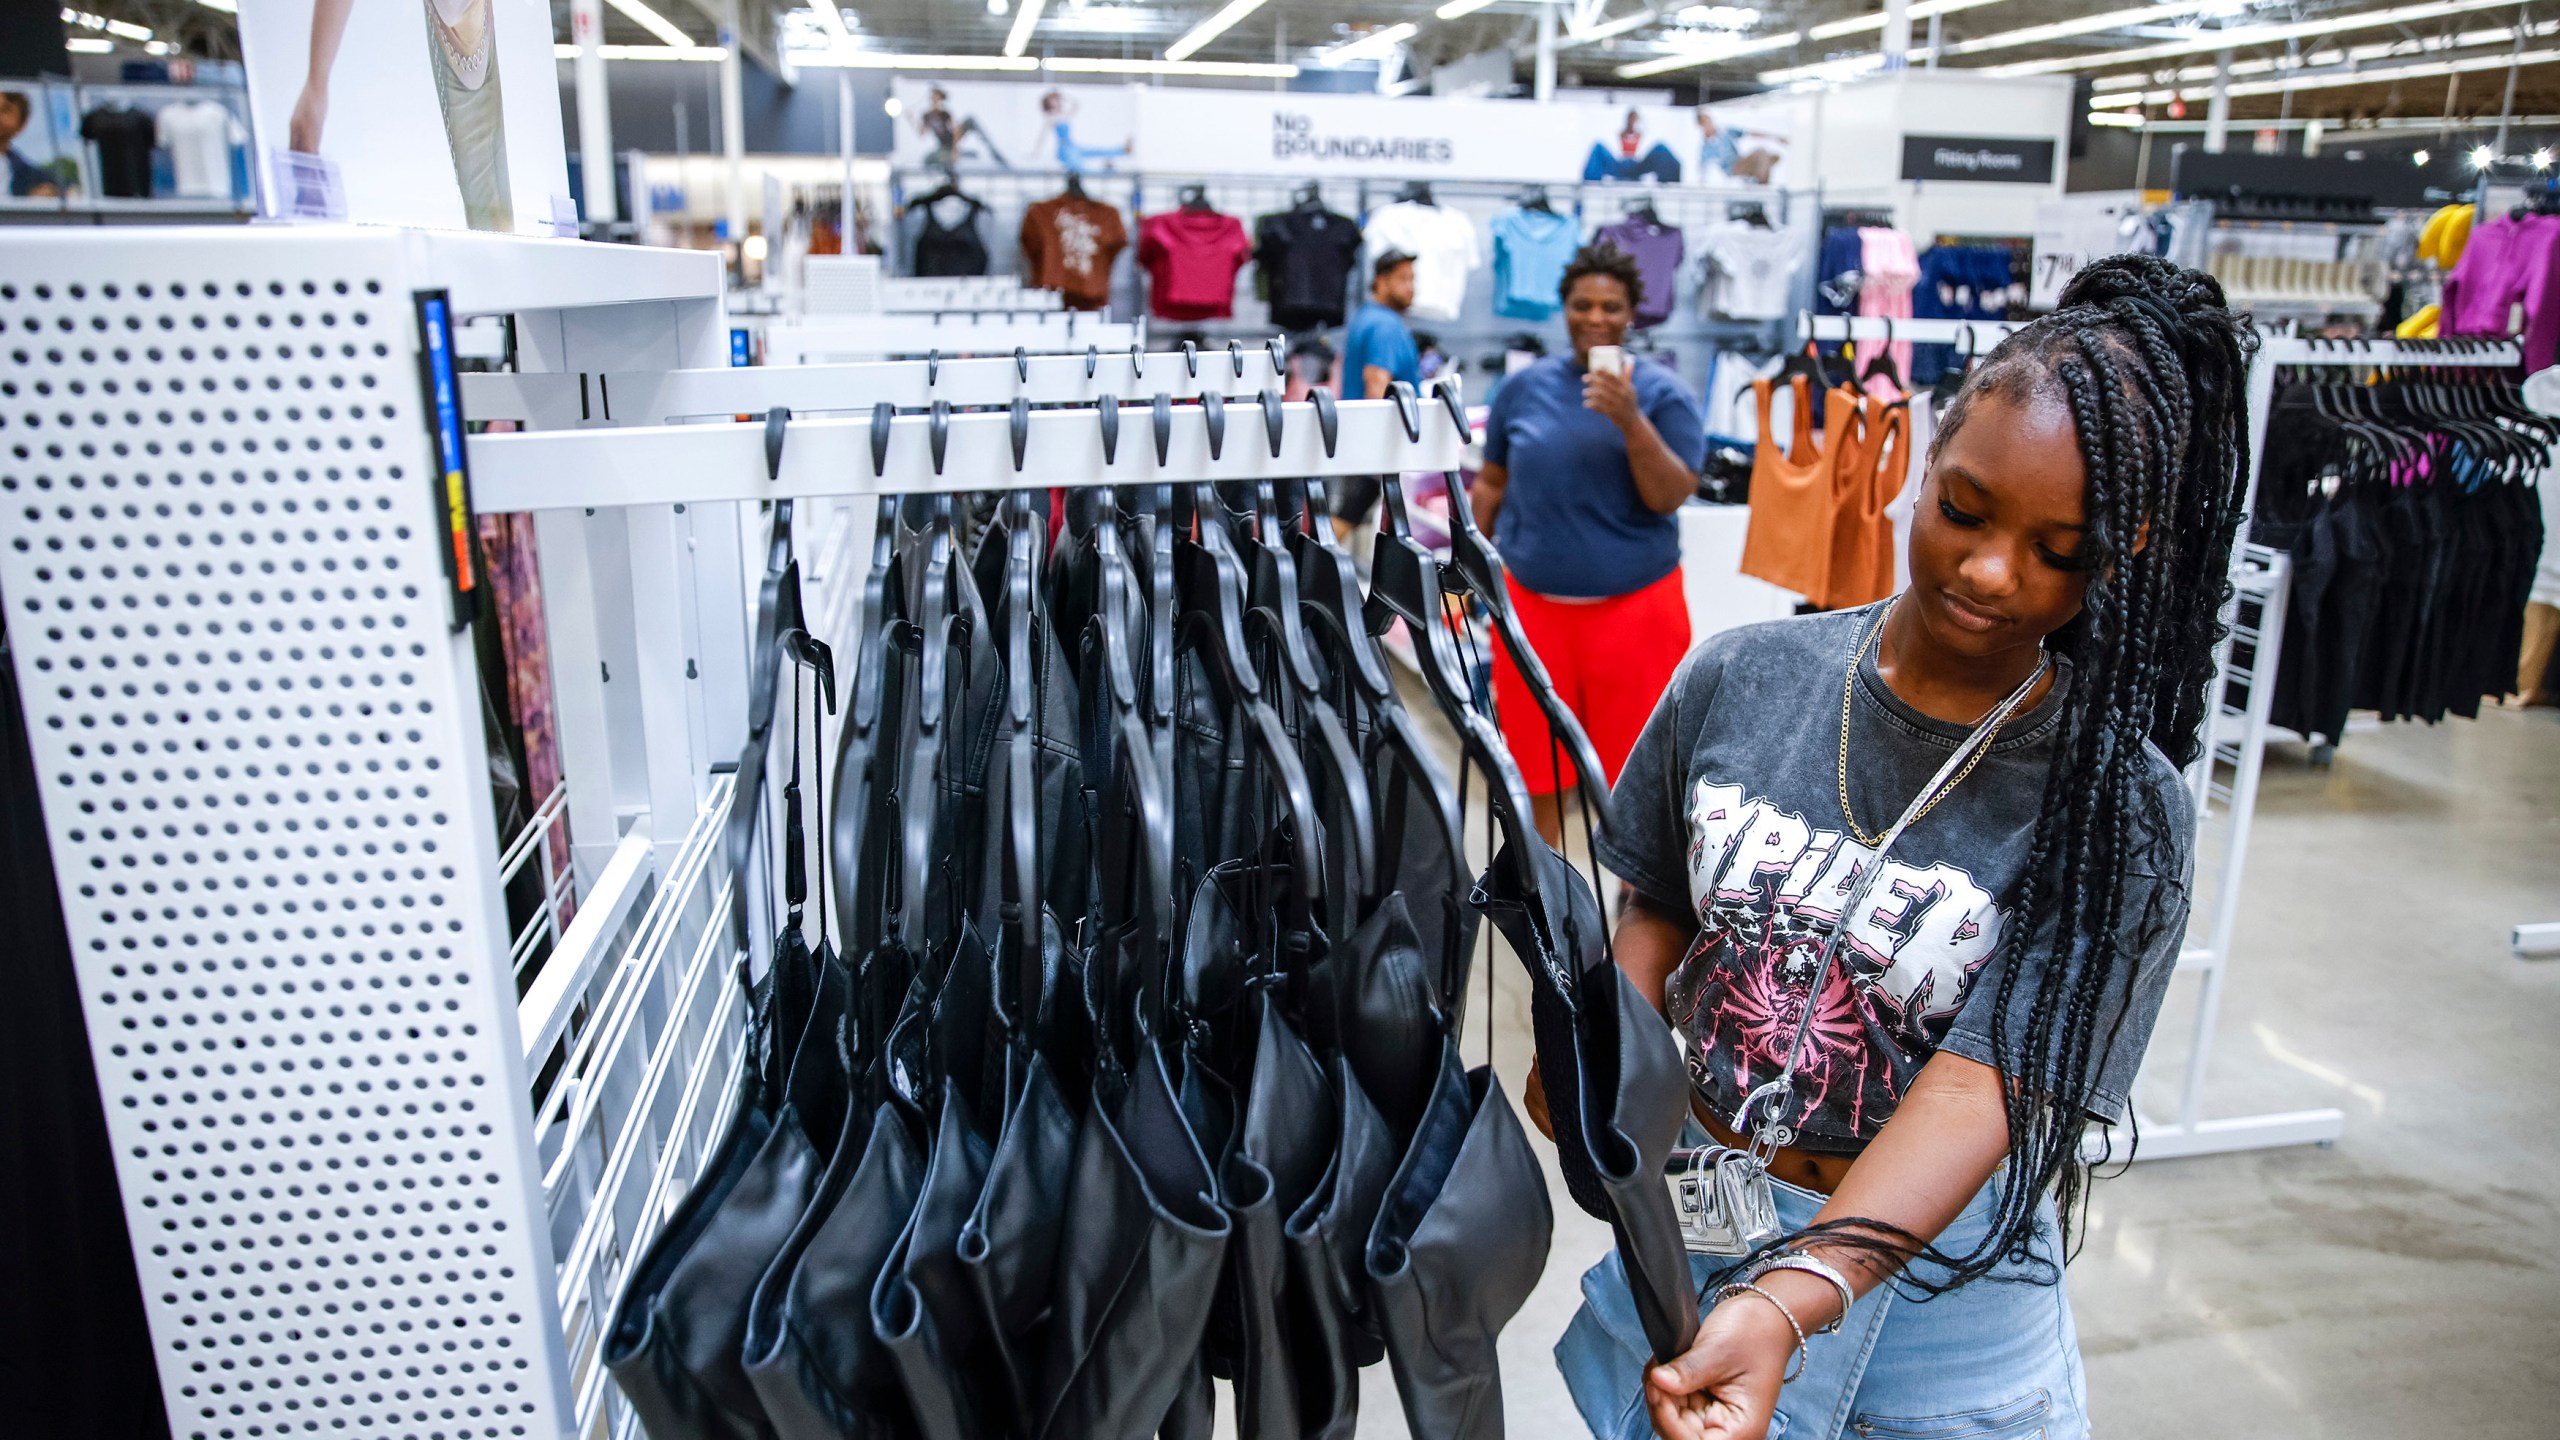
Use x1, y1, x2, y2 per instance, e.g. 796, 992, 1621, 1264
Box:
1856, 227, 1917, 398
2440, 212, 2560, 369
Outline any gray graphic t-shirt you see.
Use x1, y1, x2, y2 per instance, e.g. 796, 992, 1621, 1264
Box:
1596, 606, 2193, 1153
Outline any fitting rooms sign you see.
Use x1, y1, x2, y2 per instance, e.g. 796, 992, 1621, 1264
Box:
1899, 134, 2059, 184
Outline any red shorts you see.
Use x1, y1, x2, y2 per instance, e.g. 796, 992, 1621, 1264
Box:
1490, 568, 1692, 795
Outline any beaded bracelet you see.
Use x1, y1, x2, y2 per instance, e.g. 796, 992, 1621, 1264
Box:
1712, 1280, 1809, 1382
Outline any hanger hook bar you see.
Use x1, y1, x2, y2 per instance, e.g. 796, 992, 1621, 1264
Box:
1086, 343, 1100, 380
1311, 387, 1339, 458
1098, 393, 1121, 466
1182, 340, 1199, 379
1131, 341, 1146, 379
1431, 375, 1465, 438
869, 401, 893, 479
1259, 388, 1285, 457
1227, 338, 1246, 379
1388, 381, 1422, 443
1015, 345, 1030, 383
1010, 395, 1030, 473
927, 347, 941, 387
929, 399, 951, 476
1201, 390, 1227, 461
1152, 392, 1174, 467
763, 406, 789, 483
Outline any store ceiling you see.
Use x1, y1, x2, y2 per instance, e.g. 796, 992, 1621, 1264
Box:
59, 0, 2560, 129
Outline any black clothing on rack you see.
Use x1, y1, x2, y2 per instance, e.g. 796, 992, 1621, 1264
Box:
2255, 369, 2551, 747
911, 193, 992, 277
1254, 202, 1363, 332
602, 398, 1691, 1439
80, 105, 156, 198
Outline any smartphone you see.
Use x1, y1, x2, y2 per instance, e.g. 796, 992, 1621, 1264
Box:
1588, 344, 1627, 376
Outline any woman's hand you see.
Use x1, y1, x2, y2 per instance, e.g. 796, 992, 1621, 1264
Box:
1644, 1295, 1796, 1440
289, 82, 328, 154
1523, 1058, 1555, 1141
1584, 366, 1641, 430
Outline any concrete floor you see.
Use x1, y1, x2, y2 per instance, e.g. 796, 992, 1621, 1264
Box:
1341, 680, 2560, 1438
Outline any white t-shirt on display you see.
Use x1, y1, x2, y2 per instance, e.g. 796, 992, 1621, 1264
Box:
1363, 201, 1482, 324
1698, 222, 1802, 321
156, 100, 244, 200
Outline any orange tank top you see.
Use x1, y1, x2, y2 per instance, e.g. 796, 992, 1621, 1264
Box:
1739, 375, 1858, 603
1820, 394, 1910, 610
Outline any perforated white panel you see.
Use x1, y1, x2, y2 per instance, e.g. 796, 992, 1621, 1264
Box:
0, 229, 570, 1440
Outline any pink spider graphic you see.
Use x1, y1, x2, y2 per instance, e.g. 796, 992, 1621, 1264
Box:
1681, 924, 1898, 1135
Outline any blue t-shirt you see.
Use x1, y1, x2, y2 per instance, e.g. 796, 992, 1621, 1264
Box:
1488, 206, 1581, 322
1482, 354, 1704, 599
1341, 300, 1419, 394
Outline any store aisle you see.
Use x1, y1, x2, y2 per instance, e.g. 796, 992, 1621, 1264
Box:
1377, 669, 2557, 1439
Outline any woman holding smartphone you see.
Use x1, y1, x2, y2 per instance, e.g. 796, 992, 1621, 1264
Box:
1475, 243, 1708, 844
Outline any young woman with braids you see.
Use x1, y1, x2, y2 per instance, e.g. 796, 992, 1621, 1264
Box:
1548, 256, 2256, 1440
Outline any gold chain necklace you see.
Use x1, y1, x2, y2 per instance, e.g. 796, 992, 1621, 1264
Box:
1836, 600, 2048, 849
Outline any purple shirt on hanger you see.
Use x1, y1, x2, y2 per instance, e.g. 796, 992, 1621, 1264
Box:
2441, 212, 2560, 369
1593, 217, 1686, 329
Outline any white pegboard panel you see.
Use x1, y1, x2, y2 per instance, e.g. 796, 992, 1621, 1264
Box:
0, 228, 571, 1440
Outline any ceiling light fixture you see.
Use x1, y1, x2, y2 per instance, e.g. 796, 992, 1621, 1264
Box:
550, 42, 730, 59
1003, 0, 1046, 56
603, 0, 697, 50
1619, 27, 1801, 78
1807, 0, 2010, 43
2089, 109, 2147, 127
1990, 0, 2526, 76
64, 35, 111, 52
1046, 56, 1299, 75
1933, 0, 2229, 60
1436, 0, 1499, 19
61, 8, 153, 41
883, 95, 903, 116
1321, 22, 1418, 67
1553, 8, 1661, 48
2537, 147, 2555, 169
2095, 43, 2560, 107
1165, 0, 1269, 61
1673, 5, 1761, 29
792, 49, 1040, 68
2413, 148, 2431, 164
2472, 143, 2498, 167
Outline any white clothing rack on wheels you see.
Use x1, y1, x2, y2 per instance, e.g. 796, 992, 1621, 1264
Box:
0, 225, 1462, 1440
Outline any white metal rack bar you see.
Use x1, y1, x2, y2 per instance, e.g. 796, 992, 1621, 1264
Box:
462, 341, 1290, 427
880, 275, 1063, 312
1796, 313, 2034, 348
754, 310, 1141, 365
467, 391, 1465, 511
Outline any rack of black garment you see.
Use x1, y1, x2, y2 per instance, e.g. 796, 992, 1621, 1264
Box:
2244, 335, 2545, 761
466, 364, 1706, 1440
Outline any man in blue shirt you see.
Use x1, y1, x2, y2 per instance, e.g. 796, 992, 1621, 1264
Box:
1333, 249, 1421, 532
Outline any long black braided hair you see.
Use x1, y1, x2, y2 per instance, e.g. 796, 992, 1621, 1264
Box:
1790, 254, 2257, 1295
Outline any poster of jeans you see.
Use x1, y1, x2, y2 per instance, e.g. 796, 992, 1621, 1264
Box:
236, 0, 572, 234
889, 78, 1136, 176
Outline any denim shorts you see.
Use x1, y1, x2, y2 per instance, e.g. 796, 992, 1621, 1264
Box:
1554, 1123, 2089, 1440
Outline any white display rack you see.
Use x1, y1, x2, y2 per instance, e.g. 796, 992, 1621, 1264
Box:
881, 274, 1062, 313
754, 309, 1141, 365
0, 224, 1469, 1440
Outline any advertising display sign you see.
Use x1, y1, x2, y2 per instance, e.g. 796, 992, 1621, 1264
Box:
1131, 88, 1791, 188
237, 0, 572, 233
890, 78, 1137, 174
1898, 134, 2058, 185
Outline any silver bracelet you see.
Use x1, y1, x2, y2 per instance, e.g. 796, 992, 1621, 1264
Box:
1713, 1281, 1808, 1382
1739, 1252, 1857, 1337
